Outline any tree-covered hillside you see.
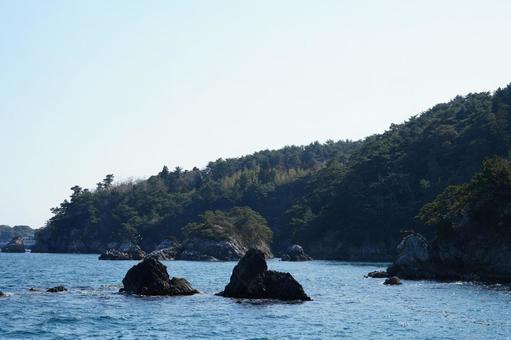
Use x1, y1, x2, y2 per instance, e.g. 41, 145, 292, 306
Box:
34, 84, 511, 259
286, 85, 511, 259
33, 140, 360, 253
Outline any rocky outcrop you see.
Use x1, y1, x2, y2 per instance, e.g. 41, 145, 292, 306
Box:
0, 291, 5, 297
1, 236, 26, 253
387, 233, 431, 279
47, 286, 67, 293
281, 244, 312, 261
99, 245, 145, 260
146, 247, 181, 261
366, 270, 389, 278
217, 248, 310, 301
145, 240, 182, 261
387, 231, 511, 283
120, 257, 198, 296
176, 237, 272, 261
384, 276, 401, 285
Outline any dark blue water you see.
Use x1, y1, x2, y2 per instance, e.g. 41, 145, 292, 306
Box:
1, 253, 510, 339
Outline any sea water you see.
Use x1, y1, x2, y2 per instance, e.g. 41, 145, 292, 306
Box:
1, 253, 510, 339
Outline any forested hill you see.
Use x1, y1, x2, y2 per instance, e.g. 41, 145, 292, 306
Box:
286, 84, 511, 259
33, 83, 511, 259
33, 140, 361, 253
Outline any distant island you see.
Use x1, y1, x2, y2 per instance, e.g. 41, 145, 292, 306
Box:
0, 225, 34, 249
32, 83, 511, 281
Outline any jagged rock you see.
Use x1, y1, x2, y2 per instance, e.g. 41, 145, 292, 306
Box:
1, 236, 26, 253
384, 276, 402, 285
217, 248, 310, 301
0, 291, 5, 297
99, 245, 146, 260
120, 257, 198, 296
47, 286, 67, 292
281, 244, 312, 261
146, 243, 182, 261
177, 237, 272, 261
366, 270, 389, 278
387, 233, 431, 279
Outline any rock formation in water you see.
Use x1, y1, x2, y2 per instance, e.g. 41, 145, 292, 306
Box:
99, 245, 146, 260
365, 270, 389, 278
217, 248, 310, 301
47, 286, 67, 293
384, 276, 402, 285
387, 233, 431, 279
145, 240, 182, 261
120, 257, 198, 296
281, 244, 312, 261
146, 247, 181, 261
1, 236, 26, 253
177, 237, 270, 261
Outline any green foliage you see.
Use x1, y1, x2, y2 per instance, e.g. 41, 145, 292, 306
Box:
183, 207, 272, 246
35, 83, 511, 257
286, 84, 511, 256
419, 156, 511, 238
36, 140, 359, 251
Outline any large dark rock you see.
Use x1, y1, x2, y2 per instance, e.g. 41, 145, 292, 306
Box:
177, 237, 272, 261
1, 236, 26, 253
281, 244, 312, 261
0, 291, 5, 297
217, 248, 310, 301
99, 245, 146, 260
120, 257, 198, 296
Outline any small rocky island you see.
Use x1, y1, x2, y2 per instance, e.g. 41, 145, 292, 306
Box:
120, 257, 198, 296
176, 208, 273, 261
281, 244, 312, 261
217, 248, 311, 301
1, 236, 26, 253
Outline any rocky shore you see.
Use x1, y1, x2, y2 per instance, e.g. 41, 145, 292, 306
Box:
386, 232, 511, 283
1, 236, 26, 253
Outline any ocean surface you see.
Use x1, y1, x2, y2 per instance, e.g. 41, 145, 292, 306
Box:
1, 253, 510, 339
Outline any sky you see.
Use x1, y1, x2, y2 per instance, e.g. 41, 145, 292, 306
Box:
1, 0, 510, 228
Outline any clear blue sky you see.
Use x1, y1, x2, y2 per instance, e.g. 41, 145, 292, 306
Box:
1, 0, 510, 228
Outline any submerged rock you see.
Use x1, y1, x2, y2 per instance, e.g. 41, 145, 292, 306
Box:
120, 257, 198, 296
99, 245, 146, 260
47, 285, 67, 293
384, 276, 402, 285
366, 270, 389, 278
217, 248, 310, 301
1, 236, 26, 253
281, 244, 312, 261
